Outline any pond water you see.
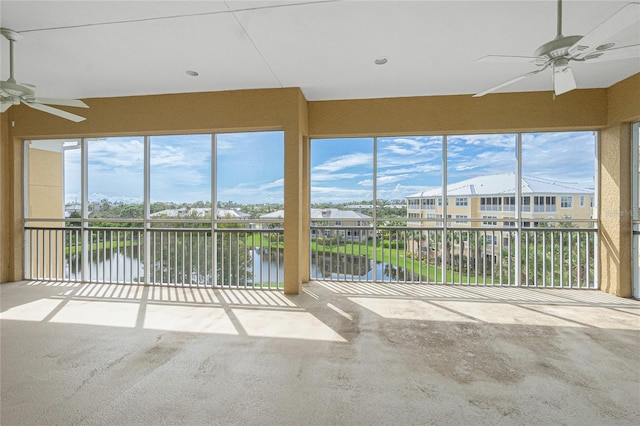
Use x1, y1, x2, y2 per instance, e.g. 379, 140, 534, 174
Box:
66, 247, 416, 284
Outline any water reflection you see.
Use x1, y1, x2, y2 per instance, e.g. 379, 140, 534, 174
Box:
310, 252, 418, 281
67, 247, 420, 284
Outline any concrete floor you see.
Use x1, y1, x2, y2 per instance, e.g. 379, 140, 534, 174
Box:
1, 280, 639, 426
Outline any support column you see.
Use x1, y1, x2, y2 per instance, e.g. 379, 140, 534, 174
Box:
599, 123, 633, 296
0, 111, 23, 283
301, 135, 311, 283
283, 129, 303, 294
0, 112, 11, 282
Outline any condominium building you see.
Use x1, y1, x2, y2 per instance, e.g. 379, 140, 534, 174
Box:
406, 173, 594, 256
407, 173, 593, 227
262, 208, 373, 242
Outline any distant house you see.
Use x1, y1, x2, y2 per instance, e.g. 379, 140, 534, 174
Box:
216, 209, 250, 220
150, 207, 249, 220
64, 203, 82, 218
261, 208, 373, 242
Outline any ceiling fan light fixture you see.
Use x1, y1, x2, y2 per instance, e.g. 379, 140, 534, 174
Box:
186, 70, 199, 77
553, 59, 576, 95
374, 57, 388, 65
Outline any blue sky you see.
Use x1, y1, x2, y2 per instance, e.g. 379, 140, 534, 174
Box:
311, 131, 596, 203
65, 131, 284, 205
64, 130, 596, 205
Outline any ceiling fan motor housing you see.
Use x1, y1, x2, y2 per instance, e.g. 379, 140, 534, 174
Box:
534, 35, 583, 59
1, 80, 35, 98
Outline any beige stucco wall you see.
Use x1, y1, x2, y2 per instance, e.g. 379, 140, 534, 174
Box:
27, 146, 63, 219
598, 73, 639, 296
2, 74, 638, 295
0, 112, 11, 282
25, 146, 65, 280
309, 89, 608, 137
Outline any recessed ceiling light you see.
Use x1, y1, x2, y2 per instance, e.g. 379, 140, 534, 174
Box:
374, 57, 388, 65
186, 70, 199, 77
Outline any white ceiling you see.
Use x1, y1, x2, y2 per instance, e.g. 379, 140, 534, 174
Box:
1, 0, 639, 101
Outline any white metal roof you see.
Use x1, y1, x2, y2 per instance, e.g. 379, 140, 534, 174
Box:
407, 173, 593, 198
261, 208, 372, 220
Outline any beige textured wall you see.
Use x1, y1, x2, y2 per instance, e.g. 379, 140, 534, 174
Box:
599, 73, 640, 296
27, 148, 63, 219
608, 73, 640, 125
600, 124, 632, 296
309, 89, 608, 137
0, 112, 11, 282
26, 147, 65, 279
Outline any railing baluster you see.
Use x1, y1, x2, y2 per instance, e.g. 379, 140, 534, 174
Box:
588, 230, 592, 287
560, 230, 564, 287
569, 230, 573, 288
577, 231, 581, 287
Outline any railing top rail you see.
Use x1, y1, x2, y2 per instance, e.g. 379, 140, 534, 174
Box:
24, 226, 283, 233
25, 217, 284, 224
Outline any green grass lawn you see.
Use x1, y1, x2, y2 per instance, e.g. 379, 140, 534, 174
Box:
310, 240, 464, 282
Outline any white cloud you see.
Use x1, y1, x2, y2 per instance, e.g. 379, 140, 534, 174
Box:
454, 164, 480, 171
88, 139, 144, 170
449, 134, 516, 149
358, 174, 413, 187
313, 152, 373, 172
258, 178, 285, 190
311, 172, 361, 182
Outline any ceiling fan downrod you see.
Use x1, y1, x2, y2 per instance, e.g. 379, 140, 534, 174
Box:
1, 28, 22, 84
556, 0, 564, 38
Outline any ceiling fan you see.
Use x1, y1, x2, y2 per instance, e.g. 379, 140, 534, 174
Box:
474, 0, 640, 98
1, 28, 88, 122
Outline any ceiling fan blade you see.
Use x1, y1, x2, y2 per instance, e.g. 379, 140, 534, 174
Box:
568, 2, 640, 59
1, 100, 12, 113
473, 65, 550, 97
582, 44, 640, 62
23, 101, 86, 122
553, 63, 577, 96
476, 55, 541, 64
31, 97, 89, 108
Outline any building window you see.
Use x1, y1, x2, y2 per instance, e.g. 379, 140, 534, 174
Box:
561, 196, 573, 208
480, 197, 502, 211
579, 196, 585, 207
503, 196, 516, 211
486, 234, 498, 246
455, 214, 468, 225
455, 197, 468, 207
521, 196, 531, 212
423, 198, 436, 210
534, 196, 557, 212
482, 215, 497, 226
